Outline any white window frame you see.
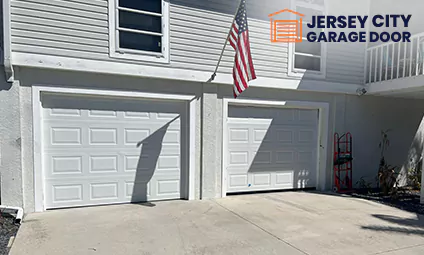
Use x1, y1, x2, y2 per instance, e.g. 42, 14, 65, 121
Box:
288, 0, 327, 79
109, 0, 170, 63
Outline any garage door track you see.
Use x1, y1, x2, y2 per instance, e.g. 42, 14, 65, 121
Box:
10, 192, 424, 255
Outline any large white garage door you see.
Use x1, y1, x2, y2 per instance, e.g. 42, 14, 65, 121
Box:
42, 94, 187, 209
226, 106, 319, 193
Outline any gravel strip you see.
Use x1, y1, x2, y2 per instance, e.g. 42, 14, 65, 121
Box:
0, 213, 19, 255
350, 189, 424, 215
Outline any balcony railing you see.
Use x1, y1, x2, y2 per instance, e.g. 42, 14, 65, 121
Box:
366, 32, 424, 84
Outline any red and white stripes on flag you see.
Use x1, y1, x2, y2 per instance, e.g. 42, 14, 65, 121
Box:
229, 0, 256, 98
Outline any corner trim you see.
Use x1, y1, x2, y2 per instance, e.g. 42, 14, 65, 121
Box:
32, 85, 197, 211
221, 98, 330, 197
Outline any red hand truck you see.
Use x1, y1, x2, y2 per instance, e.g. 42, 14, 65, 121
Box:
333, 133, 353, 193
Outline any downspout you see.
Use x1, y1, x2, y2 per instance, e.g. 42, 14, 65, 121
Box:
3, 0, 14, 82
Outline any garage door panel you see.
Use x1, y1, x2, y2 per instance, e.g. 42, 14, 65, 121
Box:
42, 94, 186, 209
227, 106, 318, 193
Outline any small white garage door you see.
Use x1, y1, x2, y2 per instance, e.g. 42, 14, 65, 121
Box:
226, 106, 319, 193
42, 94, 187, 209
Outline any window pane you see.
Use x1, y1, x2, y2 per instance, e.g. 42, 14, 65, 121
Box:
295, 41, 321, 56
295, 55, 321, 71
119, 31, 161, 53
118, 0, 161, 14
119, 10, 161, 33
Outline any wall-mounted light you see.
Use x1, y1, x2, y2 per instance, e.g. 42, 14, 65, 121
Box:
356, 88, 368, 96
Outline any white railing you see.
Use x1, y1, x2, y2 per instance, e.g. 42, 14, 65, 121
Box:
366, 32, 424, 84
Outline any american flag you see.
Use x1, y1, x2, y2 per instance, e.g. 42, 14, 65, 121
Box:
229, 0, 256, 98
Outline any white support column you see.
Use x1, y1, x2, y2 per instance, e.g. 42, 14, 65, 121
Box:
201, 83, 220, 199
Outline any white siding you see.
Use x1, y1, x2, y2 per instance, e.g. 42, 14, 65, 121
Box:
10, 0, 365, 84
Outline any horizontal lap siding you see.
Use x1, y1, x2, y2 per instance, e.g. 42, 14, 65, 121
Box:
10, 0, 288, 80
326, 43, 366, 84
170, 4, 288, 78
10, 0, 364, 84
11, 0, 109, 60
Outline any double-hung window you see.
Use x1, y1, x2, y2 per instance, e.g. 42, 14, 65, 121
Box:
289, 0, 326, 78
109, 0, 169, 63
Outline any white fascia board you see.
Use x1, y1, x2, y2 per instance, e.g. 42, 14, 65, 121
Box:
13, 52, 363, 94
367, 75, 424, 95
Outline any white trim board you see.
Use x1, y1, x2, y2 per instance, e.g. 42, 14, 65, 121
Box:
13, 53, 363, 95
221, 98, 330, 197
32, 85, 197, 212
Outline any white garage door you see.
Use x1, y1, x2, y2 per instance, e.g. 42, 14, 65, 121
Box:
226, 106, 319, 193
42, 94, 187, 209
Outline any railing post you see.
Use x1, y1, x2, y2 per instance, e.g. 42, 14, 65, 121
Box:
391, 43, 394, 80
379, 47, 383, 82
397, 42, 401, 79
374, 48, 378, 83
369, 49, 373, 83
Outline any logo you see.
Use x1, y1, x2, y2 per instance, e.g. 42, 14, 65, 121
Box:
269, 9, 304, 43
269, 10, 413, 43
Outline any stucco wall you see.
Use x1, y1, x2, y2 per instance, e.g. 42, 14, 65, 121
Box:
336, 95, 424, 187
0, 66, 22, 207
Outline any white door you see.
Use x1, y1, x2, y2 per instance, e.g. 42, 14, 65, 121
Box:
42, 94, 187, 209
226, 106, 319, 193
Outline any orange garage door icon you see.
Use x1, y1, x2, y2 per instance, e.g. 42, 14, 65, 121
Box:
269, 9, 304, 43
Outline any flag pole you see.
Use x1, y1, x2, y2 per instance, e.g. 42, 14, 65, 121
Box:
207, 1, 241, 83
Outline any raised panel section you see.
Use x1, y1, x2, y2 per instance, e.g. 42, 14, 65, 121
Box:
276, 151, 294, 163
125, 182, 150, 198
277, 109, 295, 121
157, 113, 179, 119
124, 112, 150, 119
90, 156, 118, 173
90, 183, 118, 200
254, 129, 269, 142
125, 129, 150, 145
157, 180, 180, 195
52, 185, 83, 202
229, 174, 248, 188
298, 130, 315, 143
50, 108, 81, 116
163, 130, 180, 144
276, 172, 293, 186
229, 151, 249, 165
52, 156, 82, 174
51, 128, 81, 145
158, 155, 180, 169
253, 151, 272, 164
277, 130, 293, 143
253, 173, 271, 186
89, 128, 117, 145
229, 128, 249, 143
298, 151, 314, 162
89, 110, 117, 117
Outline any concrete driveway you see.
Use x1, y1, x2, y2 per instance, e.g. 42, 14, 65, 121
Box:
10, 192, 424, 255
